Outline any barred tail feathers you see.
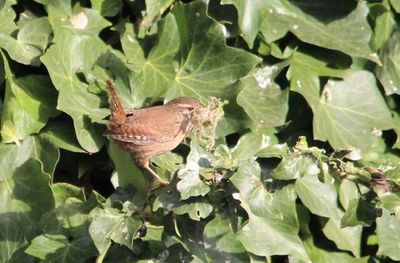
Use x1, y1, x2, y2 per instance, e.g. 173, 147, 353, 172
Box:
106, 80, 126, 124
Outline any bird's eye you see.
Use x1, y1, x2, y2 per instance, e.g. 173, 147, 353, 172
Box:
187, 106, 194, 111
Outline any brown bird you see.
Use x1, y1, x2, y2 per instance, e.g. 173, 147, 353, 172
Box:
104, 80, 205, 186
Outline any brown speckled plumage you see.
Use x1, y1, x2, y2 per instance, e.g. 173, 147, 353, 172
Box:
105, 80, 205, 185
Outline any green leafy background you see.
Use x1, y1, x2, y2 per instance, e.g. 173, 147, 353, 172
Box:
1, 0, 400, 262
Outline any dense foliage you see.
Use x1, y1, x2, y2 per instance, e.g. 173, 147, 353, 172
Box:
1, 0, 400, 262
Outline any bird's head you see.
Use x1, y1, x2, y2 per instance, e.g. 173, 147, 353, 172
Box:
166, 97, 206, 122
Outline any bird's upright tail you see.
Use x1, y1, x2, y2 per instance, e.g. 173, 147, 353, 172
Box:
106, 80, 126, 125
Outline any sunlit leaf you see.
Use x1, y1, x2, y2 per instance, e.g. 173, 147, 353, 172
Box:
377, 30, 400, 95
176, 139, 210, 200
231, 162, 309, 261
376, 208, 400, 261
322, 210, 362, 257
89, 206, 142, 254
0, 158, 54, 262
1, 52, 58, 143
295, 175, 337, 217
41, 7, 110, 152
289, 51, 393, 152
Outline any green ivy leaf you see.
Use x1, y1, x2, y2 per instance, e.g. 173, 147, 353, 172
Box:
322, 210, 362, 257
173, 200, 213, 221
26, 234, 95, 263
279, 1, 378, 62
226, 1, 378, 62
141, 0, 175, 28
230, 162, 309, 261
0, 0, 17, 36
377, 30, 400, 95
121, 15, 179, 104
376, 208, 400, 261
290, 52, 393, 152
390, 0, 400, 13
341, 198, 382, 227
377, 192, 400, 216
236, 68, 289, 128
272, 154, 320, 181
29, 195, 99, 262
1, 53, 58, 143
165, 1, 261, 101
231, 129, 276, 162
0, 158, 54, 262
91, 0, 122, 17
338, 180, 359, 210
177, 139, 210, 200
0, 143, 17, 181
41, 7, 111, 152
41, 120, 86, 153
221, 0, 269, 48
51, 183, 86, 207
153, 189, 213, 221
107, 142, 148, 193
203, 213, 248, 262
294, 174, 337, 218
89, 206, 142, 254
18, 136, 60, 177
371, 3, 396, 51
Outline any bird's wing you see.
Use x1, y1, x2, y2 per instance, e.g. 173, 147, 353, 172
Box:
106, 106, 189, 145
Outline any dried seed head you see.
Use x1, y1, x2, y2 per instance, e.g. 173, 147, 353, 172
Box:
191, 97, 224, 151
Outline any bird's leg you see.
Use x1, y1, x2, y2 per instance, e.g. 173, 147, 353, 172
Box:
142, 162, 170, 186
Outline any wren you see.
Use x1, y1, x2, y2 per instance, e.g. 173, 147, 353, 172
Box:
104, 80, 205, 186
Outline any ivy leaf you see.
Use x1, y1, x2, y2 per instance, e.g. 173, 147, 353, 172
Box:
322, 210, 362, 257
89, 206, 142, 254
376, 208, 400, 261
272, 154, 320, 181
203, 213, 248, 262
18, 136, 60, 177
30, 195, 100, 262
236, 66, 289, 128
376, 30, 400, 95
377, 192, 400, 216
371, 3, 396, 51
141, 0, 175, 28
91, 0, 122, 17
176, 139, 210, 200
0, 158, 54, 262
341, 198, 382, 227
121, 15, 179, 103
165, 1, 261, 101
231, 129, 276, 162
0, 143, 18, 180
41, 120, 86, 153
0, 0, 17, 35
26, 234, 95, 263
289, 51, 393, 152
153, 189, 213, 221
121, 1, 260, 104
226, 1, 378, 62
230, 162, 309, 261
41, 7, 111, 152
173, 200, 213, 221
391, 0, 400, 12
312, 71, 392, 152
0, 17, 52, 65
294, 174, 337, 218
0, 53, 58, 143
221, 0, 269, 47
107, 142, 148, 193
338, 180, 359, 210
